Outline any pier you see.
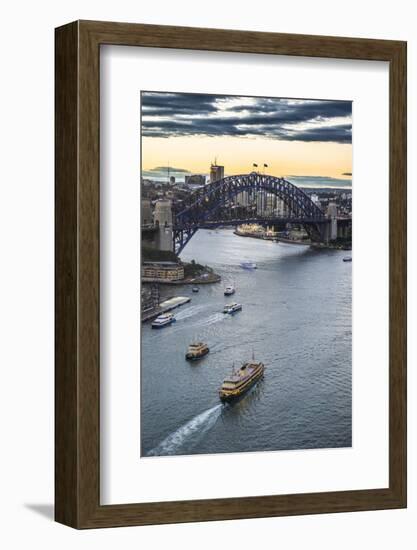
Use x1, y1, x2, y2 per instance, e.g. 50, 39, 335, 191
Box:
141, 296, 191, 323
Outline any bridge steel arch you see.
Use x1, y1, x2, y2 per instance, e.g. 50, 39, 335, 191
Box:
173, 173, 327, 253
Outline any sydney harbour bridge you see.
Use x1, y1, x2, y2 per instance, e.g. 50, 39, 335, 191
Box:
143, 173, 349, 254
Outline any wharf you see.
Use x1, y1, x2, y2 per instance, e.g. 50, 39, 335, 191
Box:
142, 272, 220, 285
142, 296, 191, 323
234, 230, 275, 241
276, 237, 311, 246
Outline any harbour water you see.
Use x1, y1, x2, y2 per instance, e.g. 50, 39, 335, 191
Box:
141, 229, 352, 457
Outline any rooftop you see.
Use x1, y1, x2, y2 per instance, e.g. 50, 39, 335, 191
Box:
143, 261, 181, 266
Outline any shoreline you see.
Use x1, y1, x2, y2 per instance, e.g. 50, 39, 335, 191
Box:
142, 272, 221, 285
234, 230, 351, 250
233, 230, 275, 241
141, 296, 191, 323
142, 262, 221, 285
275, 236, 311, 246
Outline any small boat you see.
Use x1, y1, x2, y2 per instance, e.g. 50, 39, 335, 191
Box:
224, 285, 235, 296
240, 261, 257, 270
223, 302, 242, 314
192, 286, 199, 292
185, 342, 209, 361
219, 356, 265, 402
343, 257, 352, 262
151, 312, 176, 329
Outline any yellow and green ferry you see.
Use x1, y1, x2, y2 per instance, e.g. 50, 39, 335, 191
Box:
185, 342, 210, 361
219, 357, 264, 402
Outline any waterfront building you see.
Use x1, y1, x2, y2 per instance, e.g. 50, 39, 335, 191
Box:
141, 285, 160, 313
169, 176, 176, 185
142, 262, 185, 282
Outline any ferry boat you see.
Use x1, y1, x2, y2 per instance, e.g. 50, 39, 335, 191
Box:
151, 312, 176, 329
240, 261, 257, 270
223, 302, 242, 314
219, 357, 265, 402
224, 285, 235, 296
185, 342, 209, 361
192, 286, 199, 293
343, 256, 352, 262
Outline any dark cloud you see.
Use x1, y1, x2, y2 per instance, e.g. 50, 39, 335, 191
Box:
282, 124, 352, 143
228, 98, 351, 119
342, 172, 352, 176
142, 93, 219, 115
141, 92, 352, 144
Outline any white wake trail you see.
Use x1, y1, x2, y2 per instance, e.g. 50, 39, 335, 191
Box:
147, 404, 223, 456
173, 305, 207, 321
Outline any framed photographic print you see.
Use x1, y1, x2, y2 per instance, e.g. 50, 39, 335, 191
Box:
55, 20, 406, 528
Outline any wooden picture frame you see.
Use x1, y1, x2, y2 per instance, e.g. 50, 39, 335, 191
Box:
55, 20, 407, 528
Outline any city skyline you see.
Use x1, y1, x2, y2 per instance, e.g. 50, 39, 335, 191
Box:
141, 92, 352, 180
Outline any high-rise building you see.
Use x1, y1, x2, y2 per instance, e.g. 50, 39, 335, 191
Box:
266, 193, 277, 215
235, 190, 249, 206
276, 198, 288, 217
256, 191, 269, 214
210, 162, 224, 183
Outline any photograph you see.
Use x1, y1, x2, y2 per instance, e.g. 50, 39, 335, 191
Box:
140, 91, 353, 457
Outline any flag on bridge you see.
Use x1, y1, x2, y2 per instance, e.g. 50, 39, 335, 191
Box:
264, 163, 268, 168
253, 163, 258, 168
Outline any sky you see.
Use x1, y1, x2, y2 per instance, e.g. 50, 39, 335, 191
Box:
141, 92, 352, 184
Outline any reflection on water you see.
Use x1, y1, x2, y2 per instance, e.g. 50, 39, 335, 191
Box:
141, 229, 352, 457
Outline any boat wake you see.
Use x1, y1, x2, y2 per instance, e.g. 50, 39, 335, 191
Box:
194, 312, 225, 328
173, 305, 207, 321
146, 404, 223, 456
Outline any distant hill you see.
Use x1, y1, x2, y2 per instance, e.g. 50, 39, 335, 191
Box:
287, 175, 352, 189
